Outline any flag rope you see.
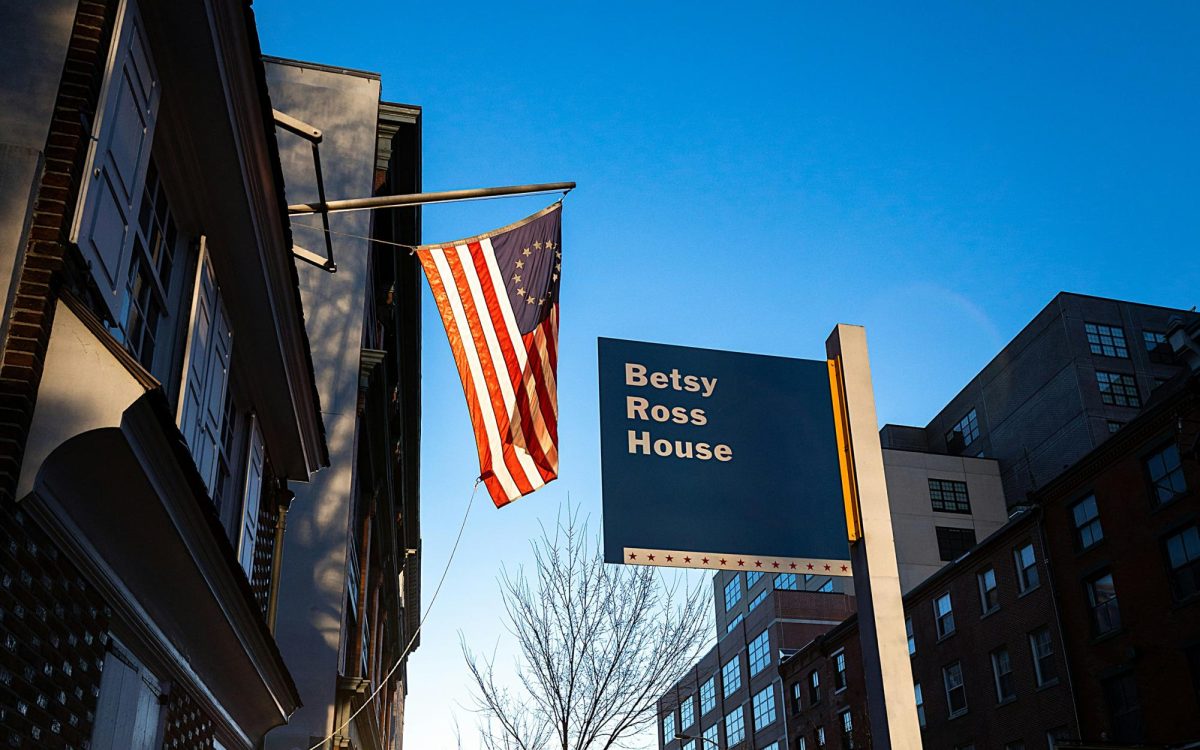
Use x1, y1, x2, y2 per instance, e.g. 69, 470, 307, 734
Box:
306, 477, 481, 750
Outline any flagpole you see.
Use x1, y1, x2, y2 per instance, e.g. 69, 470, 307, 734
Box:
287, 181, 576, 216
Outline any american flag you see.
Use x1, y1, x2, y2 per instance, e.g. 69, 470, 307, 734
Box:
416, 203, 562, 507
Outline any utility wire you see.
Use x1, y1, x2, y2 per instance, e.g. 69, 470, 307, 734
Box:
307, 477, 480, 750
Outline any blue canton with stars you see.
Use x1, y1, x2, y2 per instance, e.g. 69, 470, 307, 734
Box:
491, 205, 562, 335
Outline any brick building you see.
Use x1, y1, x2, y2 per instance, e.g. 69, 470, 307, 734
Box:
0, 3, 423, 749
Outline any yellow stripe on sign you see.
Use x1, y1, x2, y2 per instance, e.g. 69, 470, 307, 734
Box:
828, 356, 863, 543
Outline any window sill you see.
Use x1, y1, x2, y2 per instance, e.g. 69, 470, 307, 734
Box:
1089, 627, 1124, 645
980, 606, 1000, 620
995, 697, 1017, 707
1035, 679, 1060, 692
937, 630, 957, 644
833, 687, 847, 695
948, 709, 969, 721
1017, 584, 1041, 599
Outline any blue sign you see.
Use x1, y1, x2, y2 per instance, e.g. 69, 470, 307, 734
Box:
599, 337, 852, 574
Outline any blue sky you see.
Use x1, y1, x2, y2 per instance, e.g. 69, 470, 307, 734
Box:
255, 2, 1198, 747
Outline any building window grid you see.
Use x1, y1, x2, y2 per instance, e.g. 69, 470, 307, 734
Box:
774, 573, 798, 591
748, 631, 771, 676
1097, 371, 1141, 407
700, 677, 716, 715
748, 589, 769, 613
1085, 323, 1129, 358
752, 686, 776, 731
817, 578, 835, 593
833, 650, 847, 692
809, 669, 821, 704
722, 656, 741, 697
746, 571, 764, 588
724, 706, 746, 746
726, 613, 744, 633
934, 593, 955, 638
906, 617, 916, 655
945, 408, 981, 449
724, 577, 742, 611
936, 526, 977, 562
978, 567, 999, 614
1030, 627, 1058, 686
991, 647, 1015, 702
1071, 495, 1104, 550
1015, 543, 1040, 592
914, 682, 925, 727
1146, 442, 1187, 505
1165, 525, 1200, 601
1144, 330, 1167, 349
1086, 572, 1121, 636
680, 696, 694, 729
943, 661, 968, 717
663, 712, 675, 743
816, 726, 826, 749
702, 722, 719, 749
839, 710, 853, 750
929, 479, 971, 514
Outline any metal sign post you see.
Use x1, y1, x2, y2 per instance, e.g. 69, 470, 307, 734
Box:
826, 324, 923, 750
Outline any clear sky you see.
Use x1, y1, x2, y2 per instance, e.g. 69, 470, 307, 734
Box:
255, 2, 1198, 747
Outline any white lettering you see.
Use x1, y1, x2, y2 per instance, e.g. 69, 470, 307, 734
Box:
628, 430, 651, 454
700, 376, 718, 398
625, 362, 647, 387
626, 396, 648, 420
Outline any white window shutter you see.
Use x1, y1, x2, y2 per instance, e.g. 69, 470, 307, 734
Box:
90, 644, 163, 750
71, 0, 159, 323
238, 415, 265, 578
178, 238, 232, 495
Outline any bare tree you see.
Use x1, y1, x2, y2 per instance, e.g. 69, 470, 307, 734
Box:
463, 509, 712, 750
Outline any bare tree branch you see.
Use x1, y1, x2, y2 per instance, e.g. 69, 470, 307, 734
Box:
463, 506, 712, 750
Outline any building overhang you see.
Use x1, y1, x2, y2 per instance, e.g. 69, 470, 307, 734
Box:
18, 295, 301, 743
139, 0, 327, 479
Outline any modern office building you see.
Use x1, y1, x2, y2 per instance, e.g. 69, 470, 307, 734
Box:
0, 2, 329, 748
263, 59, 423, 750
881, 292, 1200, 506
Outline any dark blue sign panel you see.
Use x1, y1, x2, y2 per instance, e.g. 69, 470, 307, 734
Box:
599, 338, 852, 574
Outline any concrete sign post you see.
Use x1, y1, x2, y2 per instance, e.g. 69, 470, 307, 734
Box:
826, 324, 923, 750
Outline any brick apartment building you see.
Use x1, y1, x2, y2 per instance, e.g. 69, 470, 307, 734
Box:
0, 3, 423, 749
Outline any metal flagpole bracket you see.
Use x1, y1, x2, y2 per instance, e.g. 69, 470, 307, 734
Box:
273, 109, 337, 272
286, 181, 576, 216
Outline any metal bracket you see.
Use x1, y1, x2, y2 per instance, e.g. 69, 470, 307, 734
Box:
273, 109, 337, 272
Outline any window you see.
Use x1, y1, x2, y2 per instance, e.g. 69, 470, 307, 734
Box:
724, 706, 745, 746
833, 650, 847, 691
797, 738, 807, 750
914, 682, 925, 727
746, 571, 764, 588
817, 578, 835, 593
929, 479, 971, 513
774, 573, 798, 591
978, 567, 999, 614
761, 744, 779, 750
72, 0, 161, 326
839, 710, 853, 749
1146, 442, 1187, 505
1102, 672, 1144, 743
945, 408, 980, 450
725, 576, 742, 610
700, 677, 716, 715
1144, 330, 1172, 362
1165, 525, 1200, 601
702, 723, 719, 748
808, 669, 821, 704
722, 655, 741, 697
1086, 571, 1121, 636
236, 417, 265, 579
1030, 627, 1058, 686
1097, 371, 1140, 407
790, 681, 802, 711
752, 686, 776, 731
93, 639, 165, 750
179, 241, 234, 498
936, 527, 976, 561
726, 614, 744, 633
748, 630, 771, 676
748, 589, 769, 613
1071, 495, 1103, 550
680, 696, 695, 729
1046, 726, 1072, 749
1015, 544, 1040, 592
934, 593, 955, 638
663, 712, 675, 742
906, 617, 916, 655
816, 726, 826, 749
1107, 420, 1123, 433
991, 647, 1015, 702
683, 742, 695, 750
1085, 322, 1129, 358
943, 661, 967, 717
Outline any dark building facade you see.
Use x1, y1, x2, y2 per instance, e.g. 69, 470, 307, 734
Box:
881, 293, 1199, 506
0, 1, 330, 748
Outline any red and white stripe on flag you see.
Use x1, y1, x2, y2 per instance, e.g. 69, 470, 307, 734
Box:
417, 204, 562, 507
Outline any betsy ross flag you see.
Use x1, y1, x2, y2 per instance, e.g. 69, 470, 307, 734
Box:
416, 203, 562, 507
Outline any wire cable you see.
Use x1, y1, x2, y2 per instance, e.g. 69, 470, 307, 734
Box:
307, 477, 481, 750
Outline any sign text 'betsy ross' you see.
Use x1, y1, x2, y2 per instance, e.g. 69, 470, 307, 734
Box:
622, 363, 732, 461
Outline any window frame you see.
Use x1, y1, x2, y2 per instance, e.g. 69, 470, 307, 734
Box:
906, 616, 916, 655
747, 630, 771, 677
978, 567, 999, 615
1145, 441, 1187, 506
700, 677, 717, 715
936, 526, 977, 562
808, 668, 821, 705
833, 649, 847, 692
1164, 524, 1200, 602
723, 705, 746, 747
1085, 570, 1121, 636
929, 478, 972, 514
1084, 322, 1129, 358
991, 646, 1015, 703
722, 655, 742, 697
1070, 495, 1104, 550
1096, 370, 1141, 407
724, 576, 743, 611
1029, 627, 1058, 687
942, 661, 968, 718
751, 685, 776, 731
934, 592, 955, 638
1015, 543, 1040, 593
914, 681, 925, 727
